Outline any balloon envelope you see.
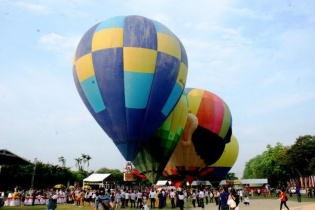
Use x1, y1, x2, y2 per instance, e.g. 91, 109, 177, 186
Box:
163, 161, 183, 187
198, 135, 239, 186
185, 88, 233, 165
168, 88, 233, 184
73, 15, 188, 161
132, 94, 188, 184
169, 113, 207, 184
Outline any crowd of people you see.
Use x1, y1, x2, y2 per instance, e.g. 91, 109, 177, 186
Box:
89, 187, 248, 210
1, 186, 249, 210
5, 185, 306, 210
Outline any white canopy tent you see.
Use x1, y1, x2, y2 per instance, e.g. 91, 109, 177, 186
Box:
83, 173, 111, 188
156, 180, 171, 186
190, 180, 212, 186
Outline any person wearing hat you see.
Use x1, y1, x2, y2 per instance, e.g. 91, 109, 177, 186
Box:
94, 188, 114, 210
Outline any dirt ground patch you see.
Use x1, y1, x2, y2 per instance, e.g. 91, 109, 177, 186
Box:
202, 199, 315, 210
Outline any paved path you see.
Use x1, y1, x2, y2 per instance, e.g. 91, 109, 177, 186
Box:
196, 199, 315, 210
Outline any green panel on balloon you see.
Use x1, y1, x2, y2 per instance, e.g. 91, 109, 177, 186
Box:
132, 94, 188, 184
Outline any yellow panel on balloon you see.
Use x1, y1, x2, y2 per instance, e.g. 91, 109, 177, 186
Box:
74, 53, 95, 82
169, 95, 188, 132
210, 135, 239, 167
92, 28, 123, 51
176, 62, 188, 89
157, 33, 181, 60
123, 47, 157, 73
187, 89, 203, 114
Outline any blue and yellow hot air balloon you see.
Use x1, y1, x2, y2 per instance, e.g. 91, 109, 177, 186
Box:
73, 15, 188, 161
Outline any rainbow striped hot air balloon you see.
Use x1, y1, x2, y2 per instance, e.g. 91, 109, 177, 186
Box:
73, 15, 188, 161
168, 88, 232, 185
185, 88, 232, 165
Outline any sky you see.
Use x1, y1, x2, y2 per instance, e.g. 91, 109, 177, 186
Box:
1, 0, 314, 179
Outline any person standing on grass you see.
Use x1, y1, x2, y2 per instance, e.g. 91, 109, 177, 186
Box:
178, 189, 184, 210
170, 189, 176, 208
296, 188, 301, 203
47, 189, 58, 210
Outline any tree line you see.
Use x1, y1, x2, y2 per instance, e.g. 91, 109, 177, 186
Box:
243, 135, 315, 187
0, 153, 128, 192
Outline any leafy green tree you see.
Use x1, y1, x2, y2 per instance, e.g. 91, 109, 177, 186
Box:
224, 172, 238, 180
0, 161, 74, 190
243, 142, 290, 187
85, 154, 92, 171
285, 135, 315, 176
243, 136, 315, 187
75, 158, 83, 171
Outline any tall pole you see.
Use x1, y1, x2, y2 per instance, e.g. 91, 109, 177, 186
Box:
31, 158, 37, 189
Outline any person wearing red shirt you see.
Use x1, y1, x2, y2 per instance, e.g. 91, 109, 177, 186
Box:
278, 188, 289, 210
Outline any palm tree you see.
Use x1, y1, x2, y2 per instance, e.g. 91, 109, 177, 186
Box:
85, 155, 92, 171
81, 154, 87, 170
75, 158, 82, 171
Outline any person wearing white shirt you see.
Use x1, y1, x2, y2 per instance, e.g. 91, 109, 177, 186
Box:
130, 191, 136, 208
198, 190, 205, 209
136, 191, 143, 208
238, 189, 243, 202
149, 189, 156, 209
125, 191, 130, 207
178, 189, 184, 210
209, 191, 213, 203
121, 190, 125, 208
170, 189, 175, 208
204, 190, 209, 205
191, 190, 197, 208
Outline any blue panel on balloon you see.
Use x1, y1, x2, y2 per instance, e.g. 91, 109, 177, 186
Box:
92, 48, 128, 143
146, 52, 180, 115
75, 24, 98, 60
153, 21, 174, 37
161, 83, 183, 116
73, 67, 95, 114
95, 16, 125, 32
80, 76, 106, 113
95, 110, 119, 141
124, 16, 157, 50
116, 141, 139, 161
141, 52, 181, 140
126, 108, 146, 140
124, 72, 153, 109
213, 167, 231, 178
73, 70, 119, 142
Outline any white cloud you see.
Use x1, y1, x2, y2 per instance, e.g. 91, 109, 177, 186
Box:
15, 1, 50, 14
39, 33, 81, 64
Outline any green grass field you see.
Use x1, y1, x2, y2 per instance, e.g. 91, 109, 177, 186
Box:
1, 194, 315, 210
